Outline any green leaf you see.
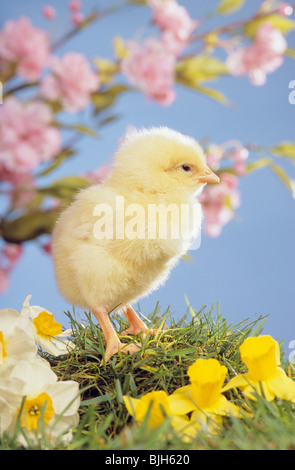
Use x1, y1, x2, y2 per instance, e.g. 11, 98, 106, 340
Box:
176, 56, 231, 105
38, 176, 90, 201
0, 209, 58, 243
216, 0, 245, 15
246, 157, 294, 194
193, 84, 231, 105
115, 379, 124, 405
92, 85, 130, 113
285, 48, 295, 59
38, 148, 76, 177
245, 14, 295, 37
167, 347, 198, 357
98, 114, 120, 127
126, 0, 147, 4
80, 393, 114, 407
269, 162, 294, 193
270, 142, 295, 161
93, 58, 119, 84
55, 122, 99, 138
176, 55, 229, 83
246, 157, 272, 173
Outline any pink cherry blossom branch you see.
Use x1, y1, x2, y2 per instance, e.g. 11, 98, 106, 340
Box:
51, 5, 124, 51
3, 81, 38, 99
190, 3, 295, 43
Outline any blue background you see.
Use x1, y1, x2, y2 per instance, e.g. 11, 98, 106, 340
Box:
1, 1, 295, 357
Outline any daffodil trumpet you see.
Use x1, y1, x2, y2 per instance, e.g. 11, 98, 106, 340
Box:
222, 335, 295, 402
170, 358, 244, 434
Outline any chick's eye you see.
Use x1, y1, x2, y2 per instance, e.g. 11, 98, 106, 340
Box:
180, 164, 192, 172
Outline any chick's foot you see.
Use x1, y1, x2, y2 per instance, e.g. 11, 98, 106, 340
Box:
91, 307, 140, 365
101, 339, 141, 366
120, 324, 152, 338
121, 305, 153, 338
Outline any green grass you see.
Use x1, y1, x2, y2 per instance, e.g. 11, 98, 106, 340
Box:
2, 302, 295, 450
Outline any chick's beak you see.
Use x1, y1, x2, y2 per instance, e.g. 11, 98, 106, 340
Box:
196, 166, 220, 184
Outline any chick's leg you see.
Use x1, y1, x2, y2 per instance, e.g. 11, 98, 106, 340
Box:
92, 308, 140, 365
121, 305, 151, 338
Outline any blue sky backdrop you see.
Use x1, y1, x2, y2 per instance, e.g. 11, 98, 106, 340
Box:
1, 0, 295, 357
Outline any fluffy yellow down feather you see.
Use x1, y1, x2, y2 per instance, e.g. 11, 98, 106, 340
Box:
52, 127, 219, 363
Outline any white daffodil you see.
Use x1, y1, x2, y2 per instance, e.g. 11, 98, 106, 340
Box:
0, 308, 37, 374
0, 358, 80, 447
0, 396, 13, 435
21, 295, 75, 356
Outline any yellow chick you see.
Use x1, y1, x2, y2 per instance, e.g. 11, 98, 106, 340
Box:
52, 127, 219, 363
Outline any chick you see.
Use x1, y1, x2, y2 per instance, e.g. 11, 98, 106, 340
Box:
52, 127, 219, 363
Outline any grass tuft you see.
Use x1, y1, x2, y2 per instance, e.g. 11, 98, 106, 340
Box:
3, 302, 295, 450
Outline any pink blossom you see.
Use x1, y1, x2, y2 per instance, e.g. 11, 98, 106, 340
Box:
40, 52, 100, 112
0, 97, 61, 173
0, 17, 50, 81
205, 141, 249, 175
71, 12, 85, 25
231, 146, 249, 175
0, 267, 10, 293
148, 0, 198, 55
206, 144, 224, 170
199, 173, 241, 237
0, 165, 35, 209
82, 165, 110, 184
226, 22, 287, 85
2, 243, 23, 269
43, 5, 56, 20
220, 172, 240, 189
0, 164, 29, 184
42, 239, 52, 255
0, 243, 23, 293
69, 0, 82, 11
121, 38, 176, 105
277, 3, 293, 16
69, 0, 83, 23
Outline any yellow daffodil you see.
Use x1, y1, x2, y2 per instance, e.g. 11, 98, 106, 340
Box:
21, 295, 75, 356
124, 390, 171, 428
123, 390, 197, 441
222, 335, 295, 402
170, 358, 243, 434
